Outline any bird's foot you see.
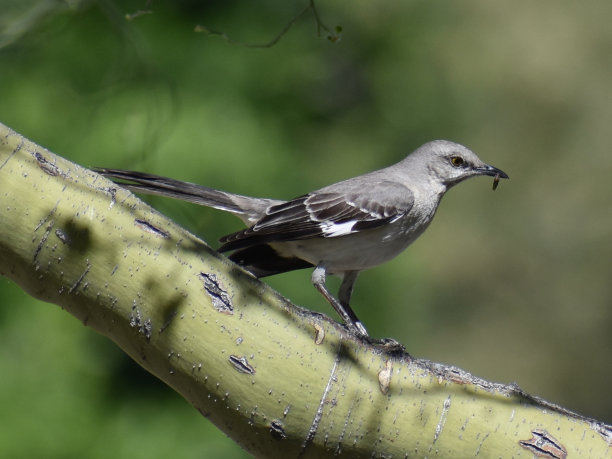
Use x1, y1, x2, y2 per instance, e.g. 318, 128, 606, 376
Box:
352, 320, 369, 338
347, 322, 406, 353
364, 336, 406, 353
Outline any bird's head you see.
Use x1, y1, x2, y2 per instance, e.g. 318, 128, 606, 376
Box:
411, 140, 509, 190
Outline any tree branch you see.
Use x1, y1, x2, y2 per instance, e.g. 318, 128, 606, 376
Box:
193, 0, 341, 48
1, 122, 610, 457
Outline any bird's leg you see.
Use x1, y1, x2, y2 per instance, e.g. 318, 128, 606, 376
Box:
339, 269, 404, 352
338, 271, 370, 335
338, 270, 359, 307
312, 264, 369, 338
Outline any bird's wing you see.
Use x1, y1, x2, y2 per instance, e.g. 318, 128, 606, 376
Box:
219, 180, 414, 252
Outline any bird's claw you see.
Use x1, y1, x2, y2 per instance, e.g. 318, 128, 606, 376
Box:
347, 322, 406, 353
365, 336, 406, 353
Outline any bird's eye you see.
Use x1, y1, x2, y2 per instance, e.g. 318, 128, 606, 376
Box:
450, 156, 465, 167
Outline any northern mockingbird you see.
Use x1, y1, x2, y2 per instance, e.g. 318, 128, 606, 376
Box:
97, 140, 508, 340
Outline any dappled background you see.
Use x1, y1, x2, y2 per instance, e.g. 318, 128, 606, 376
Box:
1, 0, 611, 457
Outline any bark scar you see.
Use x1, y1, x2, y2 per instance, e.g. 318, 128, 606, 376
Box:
433, 395, 451, 444
0, 137, 22, 170
299, 338, 342, 456
269, 420, 287, 440
134, 219, 170, 239
378, 359, 393, 395
199, 272, 233, 314
33, 221, 54, 263
68, 262, 91, 294
228, 355, 255, 375
34, 151, 64, 177
519, 429, 567, 459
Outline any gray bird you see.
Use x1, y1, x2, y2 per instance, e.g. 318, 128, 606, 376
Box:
97, 140, 508, 340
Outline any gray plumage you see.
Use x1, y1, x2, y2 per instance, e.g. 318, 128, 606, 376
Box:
97, 140, 508, 340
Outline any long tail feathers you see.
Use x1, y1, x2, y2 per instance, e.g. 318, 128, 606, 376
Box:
96, 168, 315, 277
95, 168, 270, 220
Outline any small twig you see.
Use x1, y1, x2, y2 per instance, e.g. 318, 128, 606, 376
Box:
195, 4, 309, 49
125, 9, 152, 21
309, 0, 341, 42
195, 0, 342, 48
125, 0, 153, 21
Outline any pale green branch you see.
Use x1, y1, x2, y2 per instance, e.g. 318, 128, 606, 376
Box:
1, 122, 610, 457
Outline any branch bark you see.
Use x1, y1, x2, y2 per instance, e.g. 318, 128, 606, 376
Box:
1, 122, 610, 457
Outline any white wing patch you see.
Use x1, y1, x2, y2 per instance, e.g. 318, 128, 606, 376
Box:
320, 220, 357, 237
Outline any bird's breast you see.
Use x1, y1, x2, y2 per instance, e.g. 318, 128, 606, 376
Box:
272, 209, 436, 273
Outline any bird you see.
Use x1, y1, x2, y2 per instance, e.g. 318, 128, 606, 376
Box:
97, 140, 508, 341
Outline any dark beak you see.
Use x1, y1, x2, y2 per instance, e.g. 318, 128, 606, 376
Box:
476, 164, 509, 179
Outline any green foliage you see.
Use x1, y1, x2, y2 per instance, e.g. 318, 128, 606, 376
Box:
1, 0, 611, 456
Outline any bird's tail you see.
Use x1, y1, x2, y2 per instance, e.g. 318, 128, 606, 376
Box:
95, 168, 276, 224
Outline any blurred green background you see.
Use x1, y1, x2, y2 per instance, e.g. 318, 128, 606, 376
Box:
1, 0, 611, 457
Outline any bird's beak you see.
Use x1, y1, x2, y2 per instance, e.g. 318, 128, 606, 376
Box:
475, 164, 509, 179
